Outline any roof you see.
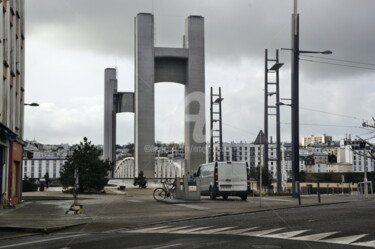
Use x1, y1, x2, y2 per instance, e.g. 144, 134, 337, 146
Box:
254, 130, 267, 145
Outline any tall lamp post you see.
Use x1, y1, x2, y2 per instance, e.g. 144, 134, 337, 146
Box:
282, 0, 332, 198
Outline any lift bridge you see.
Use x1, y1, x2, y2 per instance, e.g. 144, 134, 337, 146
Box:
113, 157, 185, 179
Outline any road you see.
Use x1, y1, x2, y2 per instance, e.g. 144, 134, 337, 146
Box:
0, 200, 374, 249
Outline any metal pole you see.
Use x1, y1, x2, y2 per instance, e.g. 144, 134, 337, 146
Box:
210, 87, 213, 163
219, 87, 224, 162
264, 49, 269, 177
260, 137, 263, 207
317, 180, 321, 203
297, 181, 301, 205
276, 49, 282, 193
364, 144, 368, 196
291, 1, 300, 198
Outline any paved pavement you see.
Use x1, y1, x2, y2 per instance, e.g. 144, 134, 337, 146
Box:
0, 186, 371, 241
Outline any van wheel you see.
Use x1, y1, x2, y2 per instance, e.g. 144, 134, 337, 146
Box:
222, 195, 228, 200
209, 187, 217, 200
240, 194, 247, 201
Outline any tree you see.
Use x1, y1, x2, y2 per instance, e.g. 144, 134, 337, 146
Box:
60, 137, 114, 192
253, 166, 273, 188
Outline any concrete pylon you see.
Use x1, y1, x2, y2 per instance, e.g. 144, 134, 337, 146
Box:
104, 13, 206, 179
135, 13, 206, 178
103, 68, 117, 167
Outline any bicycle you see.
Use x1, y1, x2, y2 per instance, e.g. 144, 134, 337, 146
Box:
153, 180, 176, 201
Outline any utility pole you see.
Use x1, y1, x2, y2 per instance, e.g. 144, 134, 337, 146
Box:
210, 87, 224, 162
264, 49, 283, 192
291, 0, 300, 198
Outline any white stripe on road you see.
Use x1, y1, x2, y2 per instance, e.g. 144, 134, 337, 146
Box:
151, 226, 193, 233
171, 226, 212, 234
353, 240, 375, 248
194, 227, 236, 234
242, 228, 285, 237
175, 204, 210, 210
292, 231, 339, 241
0, 234, 87, 249
128, 200, 144, 203
218, 227, 259, 235
265, 230, 310, 239
153, 244, 182, 249
126, 226, 171, 233
321, 234, 368, 244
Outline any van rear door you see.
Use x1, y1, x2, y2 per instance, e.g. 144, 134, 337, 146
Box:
218, 162, 247, 192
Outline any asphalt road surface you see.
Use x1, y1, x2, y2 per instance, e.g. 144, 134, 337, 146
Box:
1, 200, 374, 249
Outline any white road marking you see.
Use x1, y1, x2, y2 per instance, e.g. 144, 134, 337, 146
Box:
262, 198, 294, 202
195, 227, 236, 234
218, 227, 259, 235
0, 234, 87, 249
242, 228, 285, 237
124, 226, 375, 248
126, 226, 171, 233
149, 226, 193, 233
128, 200, 144, 203
321, 234, 368, 244
175, 204, 210, 210
153, 244, 182, 249
171, 226, 213, 234
265, 230, 310, 239
352, 240, 375, 248
292, 231, 339, 241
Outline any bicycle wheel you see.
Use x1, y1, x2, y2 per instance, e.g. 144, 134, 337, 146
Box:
153, 188, 166, 201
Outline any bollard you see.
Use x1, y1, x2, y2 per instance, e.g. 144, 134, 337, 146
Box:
317, 181, 321, 203
297, 181, 301, 206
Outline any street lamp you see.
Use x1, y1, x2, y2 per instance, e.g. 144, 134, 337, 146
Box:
24, 103, 39, 107
282, 0, 332, 198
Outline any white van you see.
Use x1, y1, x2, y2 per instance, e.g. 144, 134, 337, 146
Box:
194, 161, 250, 200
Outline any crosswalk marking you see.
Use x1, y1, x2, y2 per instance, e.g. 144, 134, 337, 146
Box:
171, 226, 213, 234
127, 226, 171, 233
175, 204, 210, 210
128, 200, 144, 203
125, 225, 375, 248
154, 226, 193, 233
265, 230, 310, 239
242, 228, 285, 237
292, 231, 339, 241
321, 234, 368, 244
217, 227, 259, 235
196, 227, 236, 234
353, 240, 375, 247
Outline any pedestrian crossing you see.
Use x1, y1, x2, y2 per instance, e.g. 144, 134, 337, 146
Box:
124, 225, 375, 248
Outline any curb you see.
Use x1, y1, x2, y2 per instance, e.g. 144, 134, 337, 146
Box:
22, 196, 93, 201
0, 222, 90, 235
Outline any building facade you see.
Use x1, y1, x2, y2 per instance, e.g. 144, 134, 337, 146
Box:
0, 0, 25, 205
301, 134, 333, 146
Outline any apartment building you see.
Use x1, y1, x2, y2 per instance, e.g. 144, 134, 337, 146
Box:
302, 134, 332, 146
0, 0, 25, 205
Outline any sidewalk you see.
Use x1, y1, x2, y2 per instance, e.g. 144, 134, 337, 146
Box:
0, 187, 370, 240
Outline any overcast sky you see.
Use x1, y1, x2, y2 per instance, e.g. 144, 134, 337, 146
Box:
24, 0, 375, 146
